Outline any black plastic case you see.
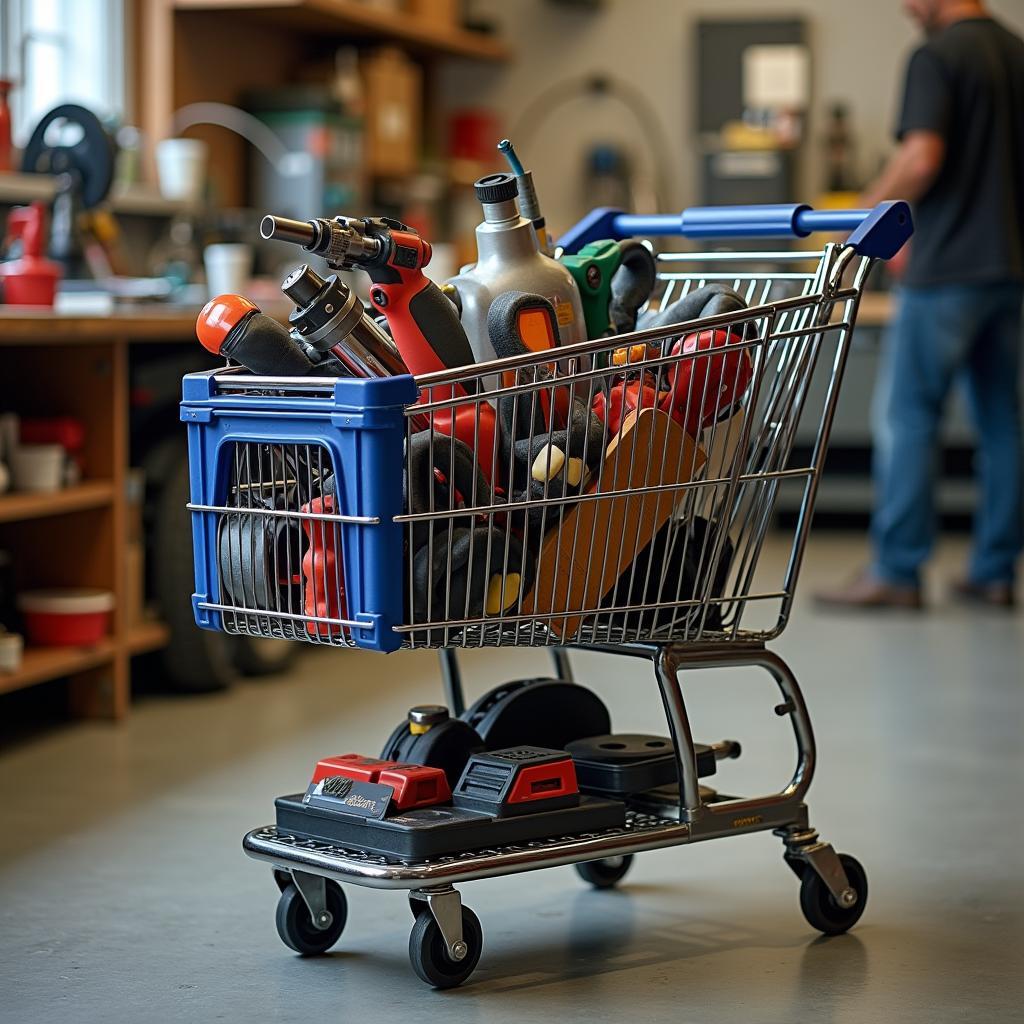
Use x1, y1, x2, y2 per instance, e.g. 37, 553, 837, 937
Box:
566, 734, 717, 795
274, 793, 625, 859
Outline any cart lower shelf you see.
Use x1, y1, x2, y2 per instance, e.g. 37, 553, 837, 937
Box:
243, 808, 692, 890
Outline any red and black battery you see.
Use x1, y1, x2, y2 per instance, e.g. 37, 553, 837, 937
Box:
311, 754, 452, 812
452, 747, 580, 817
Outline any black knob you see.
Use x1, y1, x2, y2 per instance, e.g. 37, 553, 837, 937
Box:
474, 173, 518, 205
282, 264, 326, 308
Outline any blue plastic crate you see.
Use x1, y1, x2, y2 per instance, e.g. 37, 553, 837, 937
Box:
181, 370, 418, 653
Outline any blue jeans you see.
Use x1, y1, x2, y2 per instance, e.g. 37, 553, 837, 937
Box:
871, 281, 1024, 586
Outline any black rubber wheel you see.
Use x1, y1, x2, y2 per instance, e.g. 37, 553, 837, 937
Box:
799, 853, 868, 936
275, 881, 348, 956
408, 906, 483, 989
575, 855, 634, 889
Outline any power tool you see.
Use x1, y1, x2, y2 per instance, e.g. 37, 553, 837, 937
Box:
559, 237, 657, 340
260, 213, 475, 380
262, 212, 499, 481
445, 173, 586, 365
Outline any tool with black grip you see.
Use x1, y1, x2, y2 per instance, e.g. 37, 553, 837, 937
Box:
263, 212, 498, 480
196, 294, 316, 376
560, 238, 657, 340
261, 213, 476, 381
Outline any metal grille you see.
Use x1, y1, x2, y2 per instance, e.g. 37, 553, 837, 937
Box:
202, 440, 365, 646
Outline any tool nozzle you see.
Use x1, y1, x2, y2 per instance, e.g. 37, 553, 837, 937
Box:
260, 214, 316, 247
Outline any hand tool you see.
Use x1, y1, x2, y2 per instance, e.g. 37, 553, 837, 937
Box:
486, 292, 605, 531
559, 238, 657, 340
521, 407, 705, 640
196, 293, 316, 375
260, 213, 475, 380
488, 291, 569, 438
412, 524, 531, 628
445, 173, 587, 363
497, 138, 552, 256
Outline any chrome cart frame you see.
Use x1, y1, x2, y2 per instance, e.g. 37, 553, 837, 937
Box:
182, 201, 911, 984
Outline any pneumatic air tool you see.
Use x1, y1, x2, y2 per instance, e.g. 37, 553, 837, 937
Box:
261, 213, 498, 481
260, 214, 477, 383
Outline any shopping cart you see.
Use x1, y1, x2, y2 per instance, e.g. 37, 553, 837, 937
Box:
181, 200, 911, 987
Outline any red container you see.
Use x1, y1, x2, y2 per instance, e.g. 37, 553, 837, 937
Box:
17, 589, 114, 647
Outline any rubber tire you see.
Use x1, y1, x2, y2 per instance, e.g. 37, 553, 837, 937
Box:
575, 855, 634, 889
229, 635, 296, 677
275, 881, 348, 956
408, 906, 483, 989
799, 853, 868, 936
152, 448, 237, 692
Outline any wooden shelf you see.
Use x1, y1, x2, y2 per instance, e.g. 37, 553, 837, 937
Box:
0, 639, 115, 695
126, 619, 172, 655
0, 620, 170, 697
171, 0, 510, 60
0, 481, 116, 525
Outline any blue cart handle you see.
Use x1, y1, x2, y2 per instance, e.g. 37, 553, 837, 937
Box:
558, 200, 912, 260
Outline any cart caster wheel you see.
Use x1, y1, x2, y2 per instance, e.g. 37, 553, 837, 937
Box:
275, 881, 348, 956
575, 855, 634, 889
273, 869, 291, 893
799, 853, 867, 936
408, 906, 483, 989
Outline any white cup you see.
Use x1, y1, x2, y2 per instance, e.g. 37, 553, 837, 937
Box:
10, 444, 64, 493
155, 137, 208, 205
0, 632, 23, 673
204, 243, 253, 299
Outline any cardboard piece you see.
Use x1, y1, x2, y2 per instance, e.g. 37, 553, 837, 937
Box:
522, 408, 706, 639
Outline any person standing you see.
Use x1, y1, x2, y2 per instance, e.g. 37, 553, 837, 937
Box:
818, 0, 1024, 609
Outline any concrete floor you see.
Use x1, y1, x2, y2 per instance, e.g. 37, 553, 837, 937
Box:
1, 534, 1022, 1023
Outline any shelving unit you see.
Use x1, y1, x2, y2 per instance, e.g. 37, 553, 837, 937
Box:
0, 311, 212, 720
170, 0, 510, 60
136, 0, 509, 208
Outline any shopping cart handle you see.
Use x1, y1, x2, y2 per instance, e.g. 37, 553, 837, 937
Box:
557, 201, 913, 260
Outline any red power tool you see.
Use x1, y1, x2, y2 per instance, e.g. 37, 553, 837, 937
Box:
261, 213, 498, 480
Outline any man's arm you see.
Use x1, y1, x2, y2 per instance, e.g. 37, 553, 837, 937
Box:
860, 130, 946, 207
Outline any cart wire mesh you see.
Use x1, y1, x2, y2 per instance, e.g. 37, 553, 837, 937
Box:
196, 240, 873, 652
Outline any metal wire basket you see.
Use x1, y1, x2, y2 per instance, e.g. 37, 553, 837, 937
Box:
183, 204, 906, 654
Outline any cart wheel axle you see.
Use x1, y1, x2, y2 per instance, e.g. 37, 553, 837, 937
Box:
408, 905, 483, 989
275, 880, 348, 956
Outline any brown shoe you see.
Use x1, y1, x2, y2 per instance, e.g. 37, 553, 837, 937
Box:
814, 570, 923, 610
950, 579, 1015, 609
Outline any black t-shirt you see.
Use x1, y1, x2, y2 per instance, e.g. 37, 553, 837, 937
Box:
897, 17, 1024, 286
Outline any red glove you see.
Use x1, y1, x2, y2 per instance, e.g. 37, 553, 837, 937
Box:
662, 328, 753, 435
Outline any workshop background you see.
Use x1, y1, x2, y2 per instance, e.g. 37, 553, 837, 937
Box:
0, 1, 1022, 1022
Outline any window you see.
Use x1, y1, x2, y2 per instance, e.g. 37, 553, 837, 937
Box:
0, 0, 126, 145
